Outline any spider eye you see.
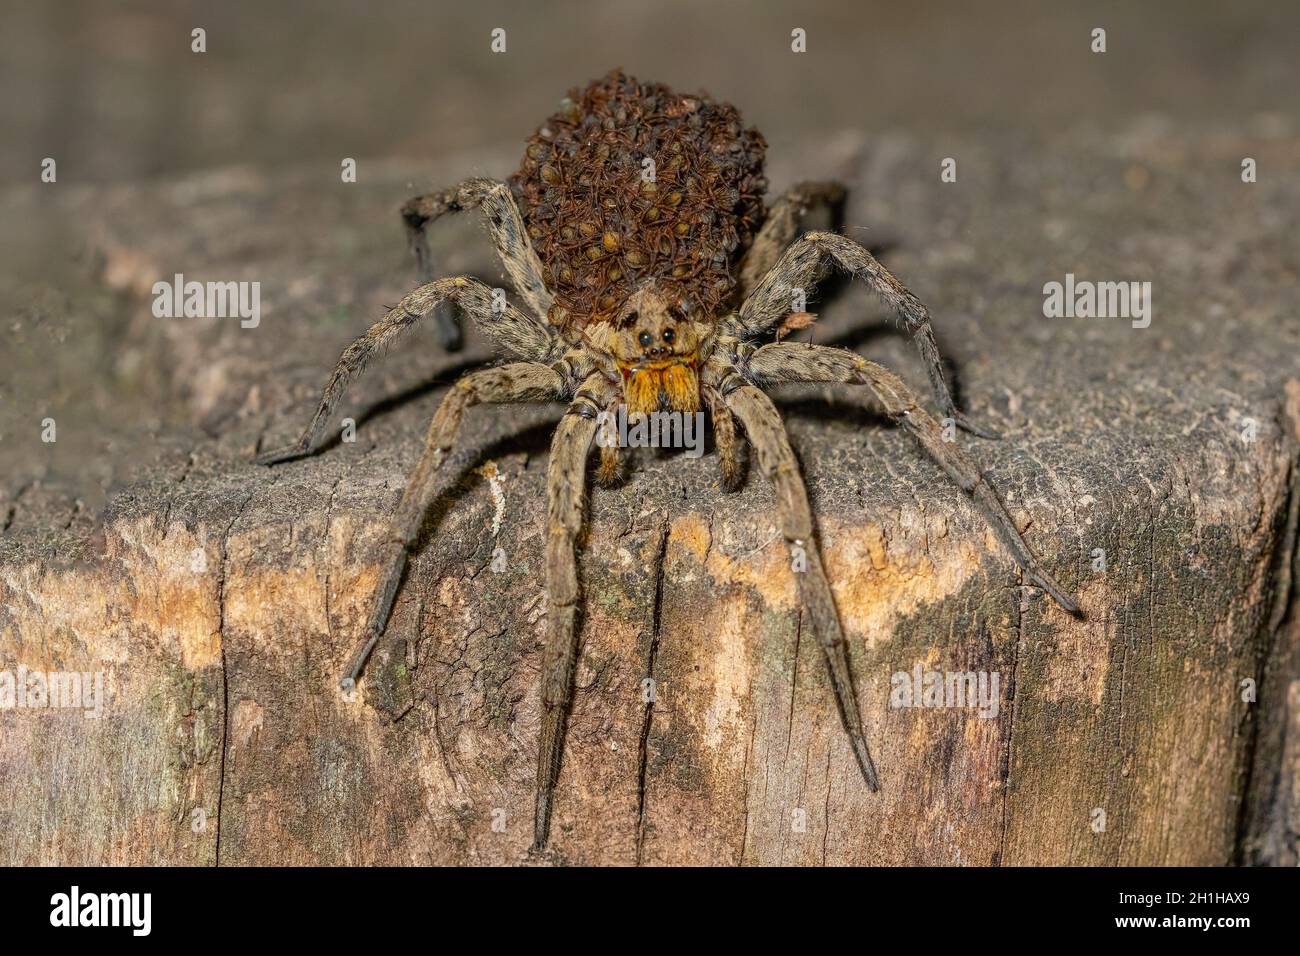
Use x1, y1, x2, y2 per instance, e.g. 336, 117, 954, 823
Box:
661, 327, 675, 344
638, 331, 653, 347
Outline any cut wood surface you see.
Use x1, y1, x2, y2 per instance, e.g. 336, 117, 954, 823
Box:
2, 127, 1299, 865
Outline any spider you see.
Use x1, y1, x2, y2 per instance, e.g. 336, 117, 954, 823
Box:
255, 70, 1081, 854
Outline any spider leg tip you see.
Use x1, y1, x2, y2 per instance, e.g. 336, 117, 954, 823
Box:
1026, 570, 1083, 620
1048, 588, 1084, 620
851, 744, 880, 792
955, 414, 1001, 440
531, 792, 554, 854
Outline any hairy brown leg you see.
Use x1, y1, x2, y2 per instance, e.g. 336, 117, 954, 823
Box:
703, 382, 747, 491
723, 383, 880, 791
595, 443, 623, 488
335, 362, 568, 687
401, 178, 554, 350
254, 276, 559, 465
533, 374, 611, 852
738, 180, 846, 297
728, 230, 998, 439
592, 392, 626, 488
746, 342, 1081, 616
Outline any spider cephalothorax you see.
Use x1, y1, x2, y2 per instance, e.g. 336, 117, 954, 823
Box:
257, 70, 1082, 856
585, 283, 705, 415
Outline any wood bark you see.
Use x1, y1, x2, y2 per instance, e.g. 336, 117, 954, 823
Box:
3, 132, 1299, 865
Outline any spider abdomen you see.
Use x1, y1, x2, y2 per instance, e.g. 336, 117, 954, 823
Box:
508, 69, 767, 331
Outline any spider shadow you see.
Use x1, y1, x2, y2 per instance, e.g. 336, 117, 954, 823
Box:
300, 352, 494, 459
769, 390, 896, 434
353, 356, 488, 430
367, 415, 557, 672
803, 258, 978, 415
408, 415, 561, 557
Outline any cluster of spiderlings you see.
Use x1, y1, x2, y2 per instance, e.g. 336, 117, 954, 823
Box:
508, 69, 767, 330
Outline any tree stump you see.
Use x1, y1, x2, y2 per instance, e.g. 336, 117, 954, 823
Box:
2, 128, 1299, 865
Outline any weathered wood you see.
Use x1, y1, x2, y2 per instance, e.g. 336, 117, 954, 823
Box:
3, 127, 1299, 865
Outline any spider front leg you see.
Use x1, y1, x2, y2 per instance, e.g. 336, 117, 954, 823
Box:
727, 230, 999, 439
746, 342, 1081, 616
703, 383, 747, 491
721, 382, 880, 791
533, 374, 613, 852
401, 179, 555, 350
254, 276, 558, 465
594, 442, 624, 488
332, 361, 569, 687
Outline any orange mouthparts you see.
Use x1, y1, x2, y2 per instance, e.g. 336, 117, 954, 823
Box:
619, 359, 700, 414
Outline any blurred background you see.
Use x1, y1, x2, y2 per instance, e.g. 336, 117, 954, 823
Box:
3, 0, 1298, 182
2, 0, 1299, 522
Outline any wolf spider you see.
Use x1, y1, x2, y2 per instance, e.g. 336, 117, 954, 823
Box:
257, 161, 1080, 857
